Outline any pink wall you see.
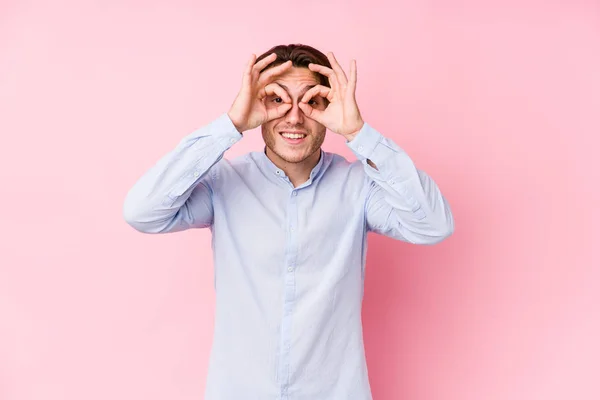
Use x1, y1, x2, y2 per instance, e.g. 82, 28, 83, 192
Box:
1, 1, 598, 399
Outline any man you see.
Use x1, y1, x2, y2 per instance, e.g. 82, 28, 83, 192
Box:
123, 44, 454, 400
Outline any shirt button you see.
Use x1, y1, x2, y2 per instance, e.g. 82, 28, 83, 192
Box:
389, 179, 395, 185
230, 138, 235, 144
293, 191, 297, 196
290, 227, 295, 232
193, 171, 200, 177
358, 145, 364, 151
287, 267, 293, 272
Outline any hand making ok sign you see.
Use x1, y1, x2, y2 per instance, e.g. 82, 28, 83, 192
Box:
298, 52, 365, 140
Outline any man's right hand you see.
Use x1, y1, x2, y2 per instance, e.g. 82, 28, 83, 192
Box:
227, 53, 293, 133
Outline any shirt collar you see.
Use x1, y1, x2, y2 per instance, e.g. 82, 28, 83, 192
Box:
259, 146, 326, 184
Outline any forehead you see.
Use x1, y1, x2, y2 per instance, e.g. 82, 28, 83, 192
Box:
272, 67, 320, 91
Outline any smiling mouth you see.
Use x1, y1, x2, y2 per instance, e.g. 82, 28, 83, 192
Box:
280, 131, 307, 144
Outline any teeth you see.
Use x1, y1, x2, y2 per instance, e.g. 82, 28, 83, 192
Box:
282, 133, 306, 139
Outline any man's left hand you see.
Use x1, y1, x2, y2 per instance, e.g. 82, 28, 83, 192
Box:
298, 52, 365, 141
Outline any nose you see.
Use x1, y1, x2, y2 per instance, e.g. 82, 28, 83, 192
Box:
284, 101, 304, 125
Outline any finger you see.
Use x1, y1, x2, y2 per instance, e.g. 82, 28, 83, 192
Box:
257, 60, 292, 86
266, 102, 292, 121
327, 52, 348, 86
348, 59, 357, 94
242, 54, 257, 87
252, 52, 277, 74
307, 63, 339, 91
298, 102, 324, 123
263, 83, 293, 121
260, 82, 292, 104
300, 85, 332, 104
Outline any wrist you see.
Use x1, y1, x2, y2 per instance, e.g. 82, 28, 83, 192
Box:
343, 121, 364, 142
227, 112, 245, 134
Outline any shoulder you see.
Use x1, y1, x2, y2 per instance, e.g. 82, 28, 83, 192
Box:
209, 151, 261, 179
325, 151, 366, 178
320, 151, 369, 197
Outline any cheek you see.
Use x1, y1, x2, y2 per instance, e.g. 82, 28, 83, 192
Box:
261, 123, 283, 144
308, 120, 326, 135
262, 120, 277, 133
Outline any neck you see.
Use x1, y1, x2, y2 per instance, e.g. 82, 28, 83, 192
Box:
265, 147, 321, 188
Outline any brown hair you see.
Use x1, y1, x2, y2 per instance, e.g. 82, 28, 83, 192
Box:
255, 44, 332, 88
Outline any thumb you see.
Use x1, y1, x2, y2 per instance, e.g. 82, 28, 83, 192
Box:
266, 103, 292, 122
298, 102, 324, 123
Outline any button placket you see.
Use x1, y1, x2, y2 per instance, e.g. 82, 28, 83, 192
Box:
279, 182, 299, 396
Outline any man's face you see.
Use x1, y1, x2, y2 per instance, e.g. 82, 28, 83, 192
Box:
261, 67, 328, 164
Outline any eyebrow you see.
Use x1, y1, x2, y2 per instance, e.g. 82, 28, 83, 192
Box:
278, 84, 316, 98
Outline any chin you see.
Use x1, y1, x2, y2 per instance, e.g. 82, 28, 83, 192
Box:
274, 149, 309, 164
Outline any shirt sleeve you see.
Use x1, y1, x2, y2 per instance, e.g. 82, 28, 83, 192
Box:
346, 122, 454, 245
123, 112, 243, 234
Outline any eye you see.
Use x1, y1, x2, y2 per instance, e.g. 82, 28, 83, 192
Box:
273, 97, 283, 103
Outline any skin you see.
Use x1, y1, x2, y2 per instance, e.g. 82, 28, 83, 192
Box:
228, 51, 371, 188
261, 67, 328, 186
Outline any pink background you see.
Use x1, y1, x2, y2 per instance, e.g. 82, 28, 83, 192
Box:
1, 1, 599, 399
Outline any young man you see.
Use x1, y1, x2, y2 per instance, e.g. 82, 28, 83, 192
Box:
123, 44, 454, 400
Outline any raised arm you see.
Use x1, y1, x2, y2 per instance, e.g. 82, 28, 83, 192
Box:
123, 52, 295, 233
122, 114, 241, 233
347, 124, 454, 244
299, 52, 453, 244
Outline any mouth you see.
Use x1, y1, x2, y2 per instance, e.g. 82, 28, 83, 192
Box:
279, 131, 308, 145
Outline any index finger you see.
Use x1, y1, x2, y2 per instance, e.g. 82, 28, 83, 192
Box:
260, 82, 292, 104
301, 85, 331, 104
308, 63, 339, 91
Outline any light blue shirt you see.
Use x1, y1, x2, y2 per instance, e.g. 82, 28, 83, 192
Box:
123, 113, 454, 400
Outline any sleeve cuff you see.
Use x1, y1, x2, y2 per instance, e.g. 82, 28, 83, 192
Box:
345, 122, 384, 161
208, 113, 244, 151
